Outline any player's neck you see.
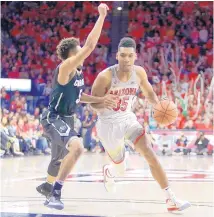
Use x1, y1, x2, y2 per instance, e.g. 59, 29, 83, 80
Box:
117, 66, 132, 81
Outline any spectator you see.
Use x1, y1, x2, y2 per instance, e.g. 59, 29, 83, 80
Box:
199, 26, 208, 43
1, 90, 10, 110
0, 129, 12, 157
1, 117, 24, 156
90, 124, 104, 153
43, 81, 52, 96
155, 134, 173, 156
173, 134, 188, 155
81, 109, 97, 152
184, 120, 196, 130
33, 119, 50, 155
74, 114, 82, 135
189, 132, 210, 155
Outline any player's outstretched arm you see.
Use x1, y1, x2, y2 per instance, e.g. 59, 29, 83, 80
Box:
59, 4, 109, 81
136, 66, 159, 106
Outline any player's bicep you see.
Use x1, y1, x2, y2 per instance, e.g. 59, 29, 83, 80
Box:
141, 79, 154, 95
91, 73, 110, 97
137, 67, 154, 95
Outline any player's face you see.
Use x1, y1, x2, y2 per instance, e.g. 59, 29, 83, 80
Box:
116, 47, 137, 72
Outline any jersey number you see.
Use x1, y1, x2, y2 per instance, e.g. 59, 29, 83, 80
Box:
113, 96, 129, 111
76, 89, 83, 104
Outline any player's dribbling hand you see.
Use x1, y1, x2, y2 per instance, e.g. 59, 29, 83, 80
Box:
98, 3, 109, 17
103, 94, 118, 110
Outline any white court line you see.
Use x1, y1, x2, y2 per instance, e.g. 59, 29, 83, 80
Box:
6, 168, 214, 182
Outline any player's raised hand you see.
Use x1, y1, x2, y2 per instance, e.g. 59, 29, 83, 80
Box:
98, 3, 109, 17
103, 94, 118, 110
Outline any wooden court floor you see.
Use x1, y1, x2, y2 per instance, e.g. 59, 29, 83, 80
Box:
0, 154, 213, 217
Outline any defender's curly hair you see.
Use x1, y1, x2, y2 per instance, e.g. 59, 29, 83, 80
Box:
56, 37, 80, 60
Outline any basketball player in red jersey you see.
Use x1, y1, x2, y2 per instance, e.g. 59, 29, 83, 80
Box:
91, 37, 191, 212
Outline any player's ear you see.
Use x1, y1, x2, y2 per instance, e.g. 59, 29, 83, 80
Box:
116, 52, 119, 60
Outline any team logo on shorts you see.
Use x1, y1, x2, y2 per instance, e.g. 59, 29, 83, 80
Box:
59, 125, 67, 133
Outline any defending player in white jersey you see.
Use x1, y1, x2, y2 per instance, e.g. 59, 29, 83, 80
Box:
91, 37, 191, 212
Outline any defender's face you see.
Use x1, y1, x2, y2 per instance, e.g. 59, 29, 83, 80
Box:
116, 47, 137, 72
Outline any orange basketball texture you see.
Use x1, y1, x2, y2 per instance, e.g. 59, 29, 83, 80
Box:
153, 100, 178, 126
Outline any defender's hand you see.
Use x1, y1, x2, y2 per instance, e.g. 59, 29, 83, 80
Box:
103, 94, 118, 110
98, 3, 109, 17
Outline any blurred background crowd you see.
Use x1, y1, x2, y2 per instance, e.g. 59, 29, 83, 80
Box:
1, 1, 213, 157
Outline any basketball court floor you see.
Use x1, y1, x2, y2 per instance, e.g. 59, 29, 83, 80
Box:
0, 153, 213, 217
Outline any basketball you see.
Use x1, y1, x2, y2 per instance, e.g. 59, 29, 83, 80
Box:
153, 99, 178, 126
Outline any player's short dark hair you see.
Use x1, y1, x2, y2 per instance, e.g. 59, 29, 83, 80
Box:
56, 37, 80, 60
118, 37, 136, 51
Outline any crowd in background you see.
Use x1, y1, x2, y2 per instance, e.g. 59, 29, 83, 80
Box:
128, 1, 213, 131
1, 1, 111, 95
1, 1, 213, 157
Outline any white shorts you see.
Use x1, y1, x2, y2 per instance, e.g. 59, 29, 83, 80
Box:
97, 113, 145, 162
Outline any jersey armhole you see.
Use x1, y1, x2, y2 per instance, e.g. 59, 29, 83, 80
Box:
110, 65, 118, 87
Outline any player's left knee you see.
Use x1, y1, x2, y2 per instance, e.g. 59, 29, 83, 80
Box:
134, 133, 151, 153
67, 138, 84, 156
